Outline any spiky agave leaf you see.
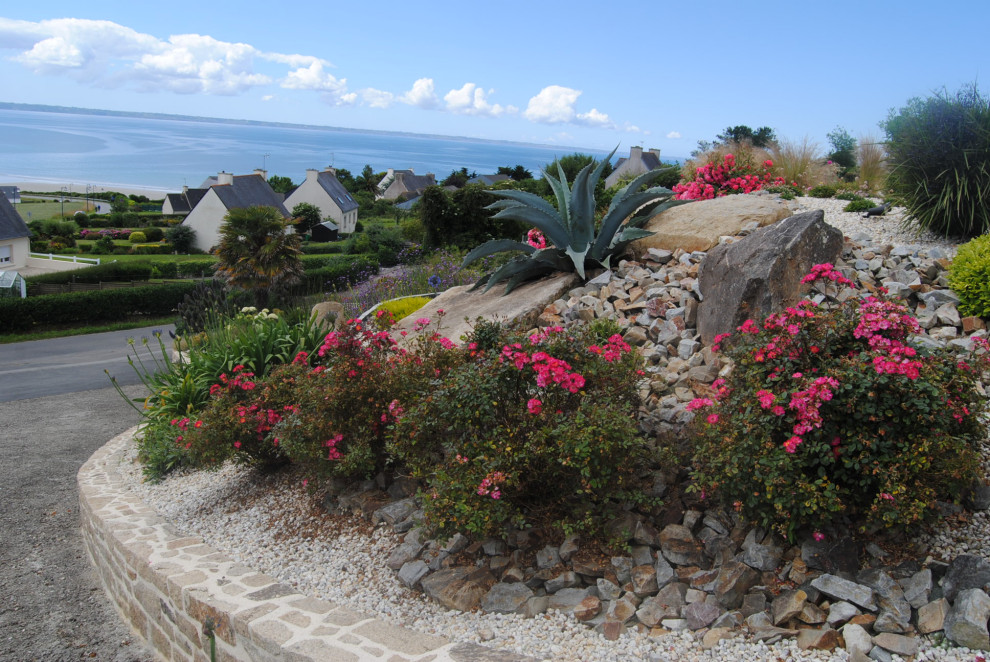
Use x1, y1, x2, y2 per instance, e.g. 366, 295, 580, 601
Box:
543, 164, 572, 232
462, 238, 535, 268
590, 186, 672, 261
569, 147, 618, 254
482, 254, 554, 293
485, 193, 570, 249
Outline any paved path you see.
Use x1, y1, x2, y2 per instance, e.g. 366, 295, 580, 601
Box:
0, 325, 174, 403
0, 325, 170, 660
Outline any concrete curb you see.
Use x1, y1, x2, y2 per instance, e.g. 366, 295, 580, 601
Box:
78, 427, 536, 662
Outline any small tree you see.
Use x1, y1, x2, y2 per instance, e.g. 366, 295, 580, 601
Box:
267, 175, 296, 195
214, 206, 303, 308
498, 165, 533, 181
827, 126, 857, 181
165, 225, 197, 253
291, 202, 323, 235
110, 196, 130, 214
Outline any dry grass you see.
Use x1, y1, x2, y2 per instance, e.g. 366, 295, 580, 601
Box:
768, 137, 838, 189
856, 134, 888, 192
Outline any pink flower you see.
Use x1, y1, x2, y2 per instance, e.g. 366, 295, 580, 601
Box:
706, 413, 719, 424
756, 390, 775, 409
772, 405, 785, 416
812, 531, 825, 542
687, 397, 714, 411
527, 398, 542, 415
526, 228, 547, 250
784, 436, 802, 453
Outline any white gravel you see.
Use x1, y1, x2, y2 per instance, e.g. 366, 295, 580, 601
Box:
118, 199, 986, 662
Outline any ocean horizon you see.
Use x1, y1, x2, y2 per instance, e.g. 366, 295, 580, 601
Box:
0, 105, 669, 195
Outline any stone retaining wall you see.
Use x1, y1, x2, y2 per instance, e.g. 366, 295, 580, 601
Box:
78, 428, 531, 662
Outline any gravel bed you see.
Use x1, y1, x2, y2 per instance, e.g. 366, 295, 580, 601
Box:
117, 200, 986, 662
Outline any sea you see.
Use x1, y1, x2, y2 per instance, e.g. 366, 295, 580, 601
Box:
0, 106, 614, 195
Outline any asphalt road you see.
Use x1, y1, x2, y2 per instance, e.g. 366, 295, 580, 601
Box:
0, 325, 172, 661
0, 325, 174, 403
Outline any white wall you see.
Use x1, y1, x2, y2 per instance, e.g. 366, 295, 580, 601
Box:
181, 190, 228, 252
0, 236, 30, 269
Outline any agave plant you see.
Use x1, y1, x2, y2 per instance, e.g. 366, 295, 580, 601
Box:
463, 148, 688, 293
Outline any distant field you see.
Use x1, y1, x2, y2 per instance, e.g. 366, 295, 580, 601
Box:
15, 200, 87, 220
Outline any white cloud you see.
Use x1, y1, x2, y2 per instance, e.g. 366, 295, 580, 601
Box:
136, 33, 270, 95
262, 94, 274, 101
361, 88, 395, 109
400, 78, 440, 109
575, 107, 613, 128
443, 83, 513, 117
524, 85, 581, 123
667, 131, 682, 139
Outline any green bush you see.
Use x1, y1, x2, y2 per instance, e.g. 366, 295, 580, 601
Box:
301, 242, 344, 255
390, 322, 654, 540
129, 231, 147, 244
948, 234, 990, 318
374, 295, 432, 322
689, 264, 989, 541
298, 256, 379, 294
843, 199, 876, 213
164, 225, 196, 253
142, 227, 164, 242
130, 243, 171, 255
26, 261, 155, 285
807, 184, 837, 198
882, 84, 990, 237
835, 191, 864, 201
0, 282, 197, 333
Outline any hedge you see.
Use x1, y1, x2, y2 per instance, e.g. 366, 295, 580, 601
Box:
0, 282, 198, 333
295, 256, 378, 294
26, 262, 157, 285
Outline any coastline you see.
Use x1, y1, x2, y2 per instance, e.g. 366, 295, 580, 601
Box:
3, 180, 172, 199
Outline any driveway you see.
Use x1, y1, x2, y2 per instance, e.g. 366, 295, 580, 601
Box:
0, 325, 171, 660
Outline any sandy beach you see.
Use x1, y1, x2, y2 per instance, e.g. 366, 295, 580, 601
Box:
3, 180, 172, 199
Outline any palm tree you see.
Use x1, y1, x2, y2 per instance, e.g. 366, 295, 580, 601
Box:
214, 206, 304, 308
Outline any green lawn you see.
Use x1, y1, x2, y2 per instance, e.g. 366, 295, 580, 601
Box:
15, 200, 88, 220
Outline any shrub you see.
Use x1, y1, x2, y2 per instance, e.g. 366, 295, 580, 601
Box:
827, 127, 857, 181
129, 243, 172, 255
673, 152, 785, 200
25, 261, 155, 285
843, 199, 876, 213
835, 191, 864, 201
175, 279, 235, 336
142, 227, 164, 242
129, 231, 147, 244
948, 234, 990, 318
390, 323, 654, 540
688, 264, 989, 541
807, 184, 837, 198
374, 295, 432, 322
301, 242, 344, 255
882, 84, 990, 237
164, 224, 196, 253
0, 282, 197, 333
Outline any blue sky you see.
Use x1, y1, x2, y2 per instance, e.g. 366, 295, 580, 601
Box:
1, 1, 987, 157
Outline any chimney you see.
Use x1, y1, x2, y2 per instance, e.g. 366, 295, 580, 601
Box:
306, 168, 319, 183
182, 185, 189, 194
217, 171, 234, 186
253, 168, 268, 180
324, 166, 336, 176
630, 146, 643, 160
649, 148, 661, 158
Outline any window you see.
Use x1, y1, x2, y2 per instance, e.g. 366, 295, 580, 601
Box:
0, 244, 11, 264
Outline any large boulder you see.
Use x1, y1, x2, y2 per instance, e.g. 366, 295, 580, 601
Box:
388, 271, 580, 346
697, 210, 843, 345
631, 194, 797, 254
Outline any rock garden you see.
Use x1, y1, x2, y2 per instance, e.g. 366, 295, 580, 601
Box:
111, 184, 990, 662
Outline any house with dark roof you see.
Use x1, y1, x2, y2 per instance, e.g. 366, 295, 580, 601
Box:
0, 194, 31, 271
283, 168, 359, 234
605, 146, 664, 189
181, 171, 290, 252
377, 169, 436, 201
162, 186, 209, 216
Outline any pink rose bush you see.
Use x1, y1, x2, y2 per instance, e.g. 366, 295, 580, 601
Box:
688, 263, 990, 540
673, 153, 788, 200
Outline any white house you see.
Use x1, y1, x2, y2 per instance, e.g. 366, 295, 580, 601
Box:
181, 171, 290, 252
0, 194, 30, 271
283, 168, 359, 234
605, 146, 664, 189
